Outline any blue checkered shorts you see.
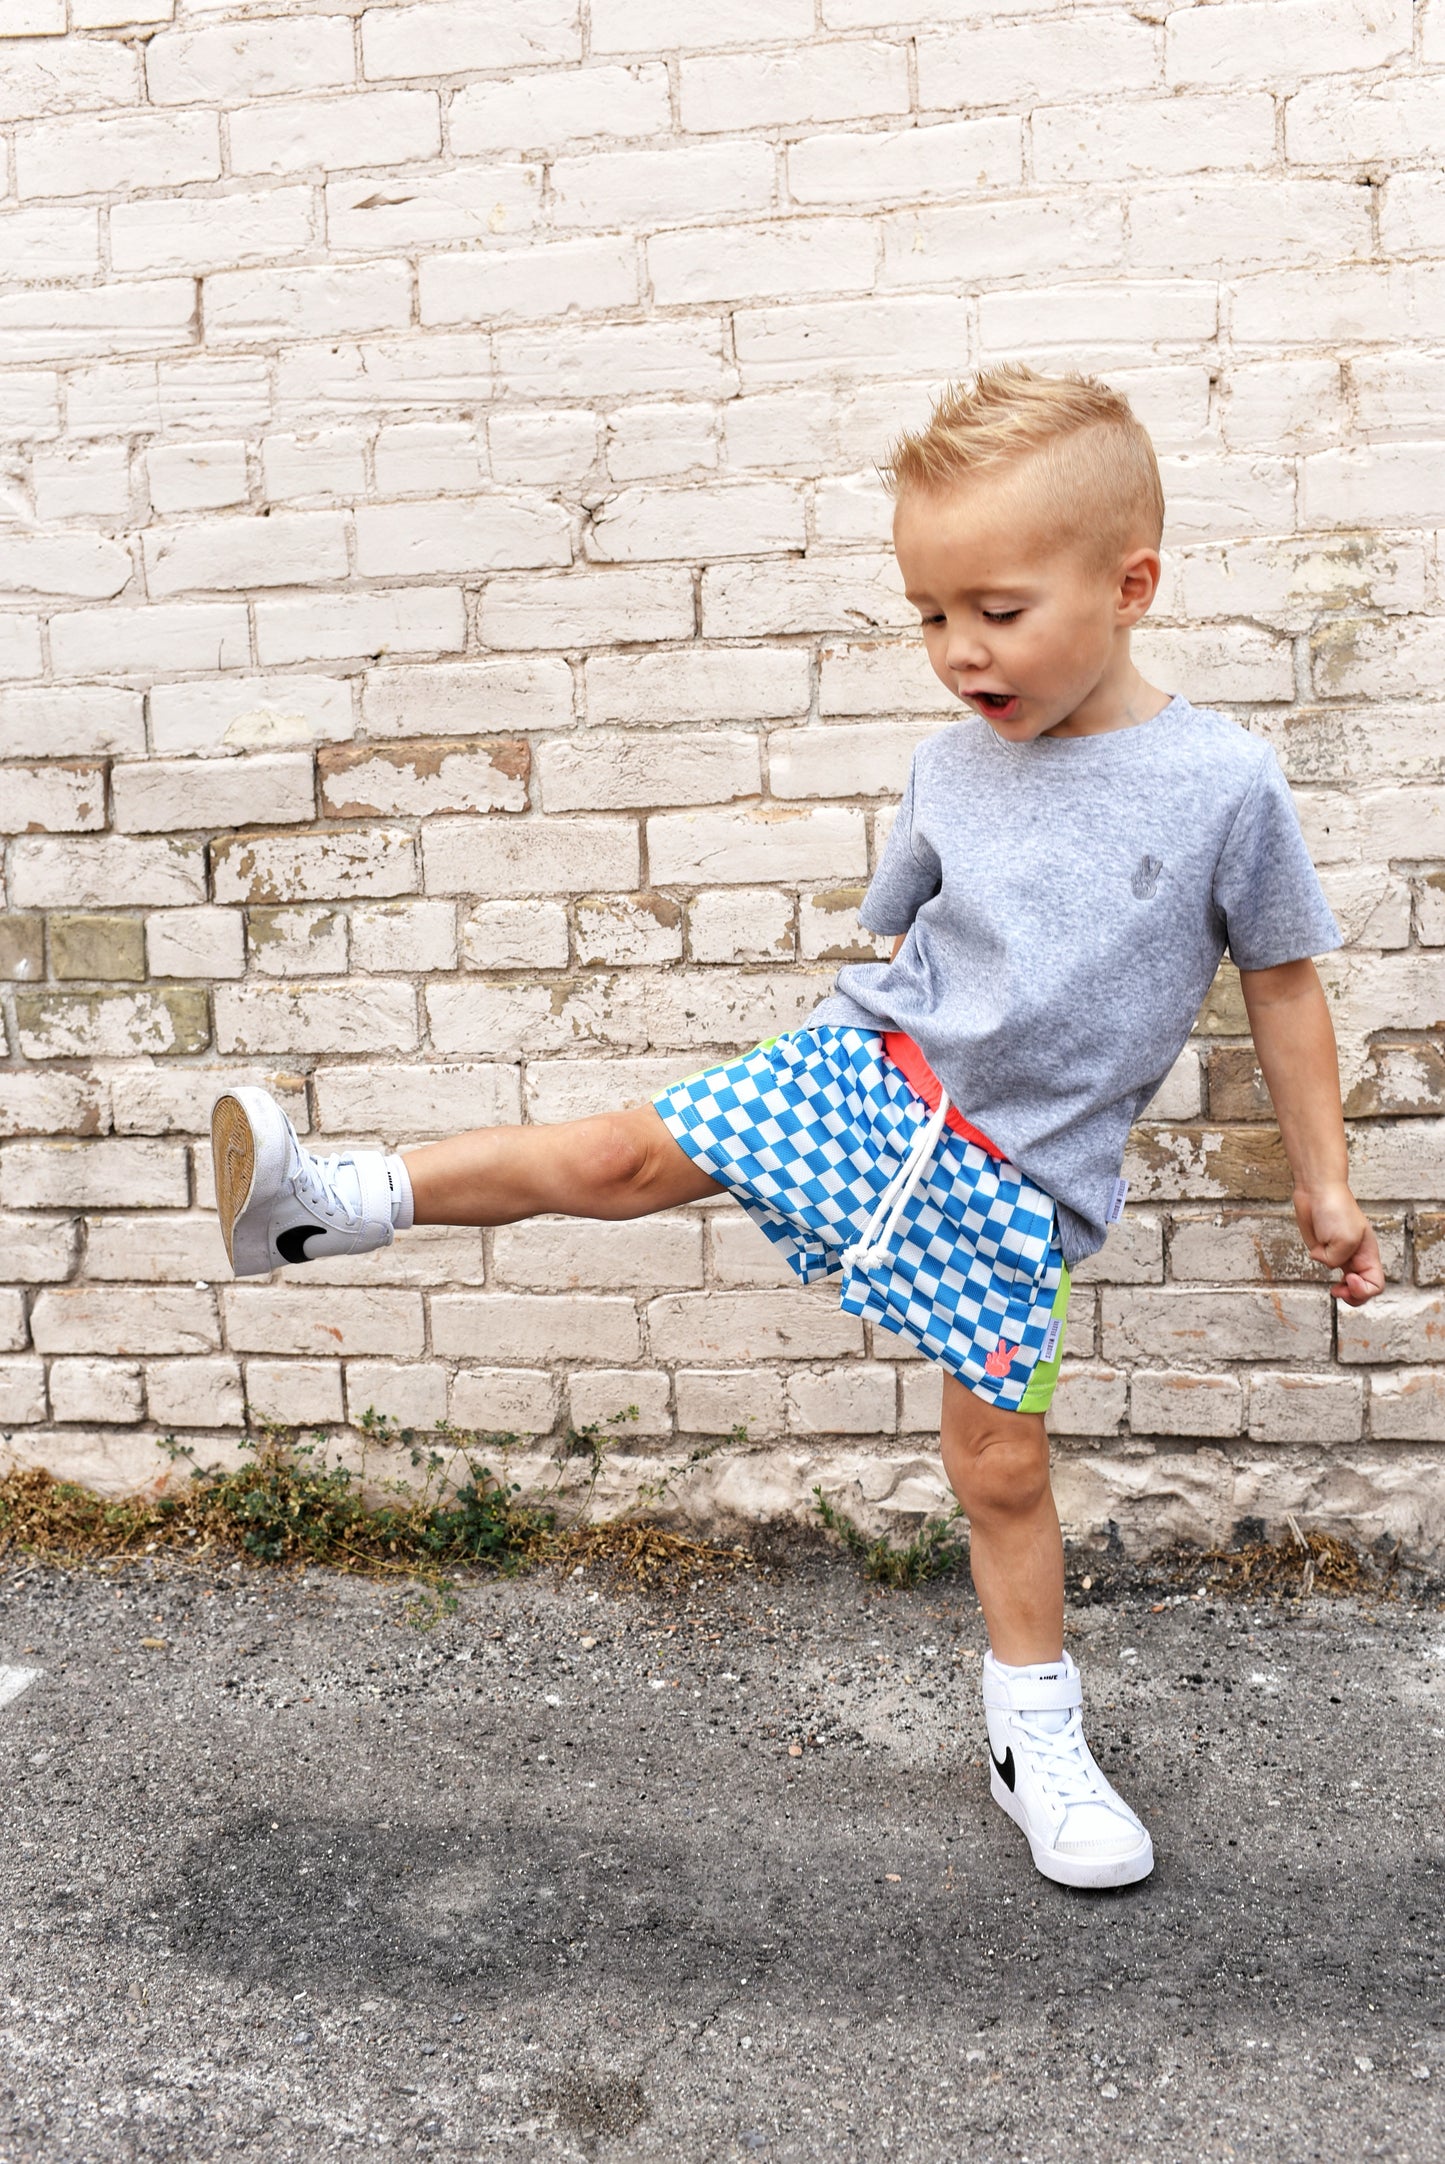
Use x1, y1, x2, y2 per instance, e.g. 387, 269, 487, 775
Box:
653, 1026, 1070, 1414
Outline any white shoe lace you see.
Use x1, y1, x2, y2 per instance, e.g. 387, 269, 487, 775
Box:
289, 1145, 362, 1231
1016, 1707, 1125, 1813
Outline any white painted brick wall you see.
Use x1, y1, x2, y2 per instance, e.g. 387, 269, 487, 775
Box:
3, 0, 1444, 1557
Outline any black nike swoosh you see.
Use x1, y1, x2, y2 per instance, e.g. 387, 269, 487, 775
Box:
989, 1744, 1016, 1792
276, 1225, 323, 1264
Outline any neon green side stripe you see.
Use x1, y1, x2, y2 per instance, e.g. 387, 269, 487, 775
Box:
654, 1034, 784, 1100
1016, 1263, 1071, 1414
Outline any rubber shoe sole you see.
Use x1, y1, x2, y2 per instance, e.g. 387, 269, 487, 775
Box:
211, 1089, 295, 1277
211, 1092, 255, 1272
990, 1765, 1154, 1889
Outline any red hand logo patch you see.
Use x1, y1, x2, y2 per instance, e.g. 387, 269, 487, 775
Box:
984, 1341, 1019, 1377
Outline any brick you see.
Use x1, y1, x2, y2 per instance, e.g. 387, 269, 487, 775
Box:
31, 1286, 218, 1355
146, 1357, 244, 1430
50, 603, 250, 679
818, 642, 956, 718
262, 431, 367, 502
17, 989, 209, 1061
363, 653, 571, 740
0, 38, 136, 126
1221, 362, 1344, 455
703, 558, 912, 639
0, 527, 130, 599
428, 966, 824, 1059
690, 887, 794, 965
373, 422, 483, 496
0, 762, 105, 834
0, 1359, 46, 1426
233, 90, 440, 177
588, 482, 802, 565
1337, 1292, 1445, 1366
1124, 1122, 1293, 1204
313, 1061, 520, 1137
786, 1364, 895, 1436
0, 373, 58, 436
605, 403, 715, 484
1380, 175, 1445, 261
0, 1290, 26, 1350
146, 16, 355, 103
675, 1366, 783, 1440
146, 440, 250, 514
709, 1210, 797, 1288
1130, 181, 1370, 277
1172, 0, 1409, 88
1047, 1365, 1128, 1437
339, 166, 546, 254
918, 14, 1160, 110
274, 329, 492, 414
0, 684, 145, 760
881, 192, 1121, 297
112, 190, 313, 275
567, 1369, 671, 1440
0, 1215, 77, 1283
723, 390, 836, 473
980, 280, 1216, 358
350, 900, 457, 974
247, 906, 348, 979
0, 616, 42, 679
0, 1074, 106, 1140
115, 753, 317, 834
151, 676, 355, 759
0, 279, 200, 369
590, 0, 811, 54
539, 731, 759, 813
1345, 1042, 1445, 1118
495, 1217, 701, 1291
344, 1361, 448, 1432
67, 356, 270, 439
768, 721, 929, 800
648, 808, 866, 886
85, 1213, 228, 1281
680, 43, 909, 133
11, 822, 203, 900
215, 980, 417, 1056
792, 118, 1020, 209
0, 916, 42, 982
448, 1367, 556, 1435
108, 1067, 308, 1141
50, 1357, 144, 1425
254, 588, 467, 666
225, 1286, 423, 1357
282, 1224, 485, 1289
147, 908, 246, 980
1101, 1288, 1331, 1365
244, 1358, 343, 1428
651, 220, 877, 308
1231, 265, 1445, 350
523, 1058, 686, 1123
492, 409, 599, 488
14, 109, 218, 201
647, 1291, 861, 1362
2, 1142, 183, 1211
1130, 1370, 1243, 1439
1132, 624, 1294, 704
419, 235, 634, 327
50, 915, 145, 983
460, 899, 569, 970
1179, 535, 1425, 632
586, 647, 808, 727
494, 320, 730, 402
144, 514, 347, 597
355, 497, 570, 579
1369, 1369, 1445, 1443
1249, 1372, 1364, 1445
205, 264, 412, 346
735, 296, 969, 389
1289, 77, 1445, 166
573, 890, 683, 967
1172, 1210, 1348, 1287
479, 567, 694, 651
431, 1292, 638, 1363
450, 63, 668, 152
799, 888, 887, 964
424, 815, 637, 897
320, 737, 529, 821
0, 0, 63, 31
212, 827, 416, 905
1033, 92, 1276, 183
360, 0, 579, 78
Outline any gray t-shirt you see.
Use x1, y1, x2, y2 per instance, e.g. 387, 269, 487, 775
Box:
808, 692, 1342, 1267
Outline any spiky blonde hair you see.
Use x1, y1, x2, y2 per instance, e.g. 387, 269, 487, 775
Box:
886, 364, 1165, 568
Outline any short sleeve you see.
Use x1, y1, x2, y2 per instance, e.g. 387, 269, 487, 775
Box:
1213, 750, 1343, 970
857, 754, 943, 934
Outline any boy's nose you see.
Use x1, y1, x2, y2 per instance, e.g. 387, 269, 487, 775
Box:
945, 631, 992, 676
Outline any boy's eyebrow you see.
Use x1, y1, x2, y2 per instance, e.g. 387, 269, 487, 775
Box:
903, 581, 1038, 603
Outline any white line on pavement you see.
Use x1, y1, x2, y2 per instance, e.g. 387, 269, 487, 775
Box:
0, 1665, 40, 1712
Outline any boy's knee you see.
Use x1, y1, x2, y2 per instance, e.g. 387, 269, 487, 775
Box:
579, 1111, 658, 1204
944, 1403, 1051, 1520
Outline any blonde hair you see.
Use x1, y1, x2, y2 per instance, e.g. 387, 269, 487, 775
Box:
885, 364, 1165, 568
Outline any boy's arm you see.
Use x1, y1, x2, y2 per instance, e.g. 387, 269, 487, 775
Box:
1238, 957, 1383, 1307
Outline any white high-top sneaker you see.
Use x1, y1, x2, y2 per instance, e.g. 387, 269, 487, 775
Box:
982, 1648, 1154, 1889
210, 1087, 409, 1279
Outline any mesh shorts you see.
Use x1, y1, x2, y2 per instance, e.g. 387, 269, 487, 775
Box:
653, 1026, 1070, 1414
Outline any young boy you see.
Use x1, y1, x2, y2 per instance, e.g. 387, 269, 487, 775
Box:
208, 366, 1384, 1891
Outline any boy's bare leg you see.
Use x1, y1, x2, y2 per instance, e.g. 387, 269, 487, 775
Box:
402, 1104, 721, 1227
939, 1373, 1063, 1665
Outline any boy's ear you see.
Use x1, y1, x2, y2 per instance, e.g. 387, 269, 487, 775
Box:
1117, 547, 1161, 625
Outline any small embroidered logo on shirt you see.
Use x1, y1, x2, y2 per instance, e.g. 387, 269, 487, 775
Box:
984, 1341, 1019, 1376
1132, 852, 1164, 899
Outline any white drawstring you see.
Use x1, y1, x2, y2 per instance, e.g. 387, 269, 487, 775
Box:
840, 1087, 953, 1275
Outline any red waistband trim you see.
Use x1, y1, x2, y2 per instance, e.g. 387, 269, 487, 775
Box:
881, 1032, 1007, 1161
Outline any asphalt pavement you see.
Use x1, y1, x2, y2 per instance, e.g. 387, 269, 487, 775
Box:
1, 1544, 1443, 2163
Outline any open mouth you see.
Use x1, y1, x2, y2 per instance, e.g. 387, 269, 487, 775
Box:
965, 691, 1022, 721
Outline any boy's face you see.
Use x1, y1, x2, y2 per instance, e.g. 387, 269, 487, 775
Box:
893, 465, 1160, 741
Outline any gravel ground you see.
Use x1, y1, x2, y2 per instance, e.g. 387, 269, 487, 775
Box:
1, 1544, 1443, 2163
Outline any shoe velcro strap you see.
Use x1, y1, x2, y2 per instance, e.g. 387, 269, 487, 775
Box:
347, 1149, 394, 1230
982, 1667, 1081, 1715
